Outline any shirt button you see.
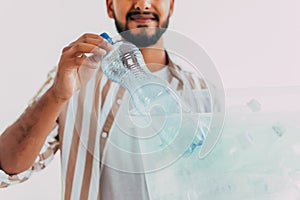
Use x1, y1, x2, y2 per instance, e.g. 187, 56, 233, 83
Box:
116, 99, 122, 105
101, 131, 108, 138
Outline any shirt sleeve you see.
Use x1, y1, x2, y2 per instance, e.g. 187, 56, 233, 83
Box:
0, 67, 59, 188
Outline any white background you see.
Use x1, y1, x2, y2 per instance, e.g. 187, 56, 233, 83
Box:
0, 0, 299, 199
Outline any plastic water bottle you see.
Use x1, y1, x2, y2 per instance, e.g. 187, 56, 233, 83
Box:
100, 32, 206, 155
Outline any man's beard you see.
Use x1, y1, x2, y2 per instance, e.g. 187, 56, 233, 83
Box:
114, 12, 170, 48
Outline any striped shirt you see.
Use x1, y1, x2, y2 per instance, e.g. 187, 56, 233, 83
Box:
0, 52, 212, 199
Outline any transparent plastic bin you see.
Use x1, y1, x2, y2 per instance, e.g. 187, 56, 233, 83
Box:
142, 86, 300, 200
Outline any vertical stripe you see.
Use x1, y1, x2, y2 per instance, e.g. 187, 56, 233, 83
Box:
61, 97, 77, 194
71, 77, 97, 199
100, 87, 125, 160
96, 74, 108, 178
190, 74, 201, 91
80, 72, 103, 199
187, 73, 202, 111
98, 75, 108, 114
64, 123, 80, 200
64, 88, 86, 200
169, 67, 184, 90
166, 52, 184, 90
98, 86, 125, 199
188, 73, 196, 89
89, 71, 105, 200
198, 78, 207, 89
99, 83, 119, 129
80, 120, 98, 199
101, 80, 112, 109
94, 71, 103, 119
87, 136, 101, 200
97, 187, 101, 200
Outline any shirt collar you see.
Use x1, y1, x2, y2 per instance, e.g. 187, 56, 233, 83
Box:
165, 51, 184, 90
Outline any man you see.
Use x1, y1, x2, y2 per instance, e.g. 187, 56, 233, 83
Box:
0, 0, 211, 199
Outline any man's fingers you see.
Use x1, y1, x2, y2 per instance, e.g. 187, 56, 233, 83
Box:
87, 54, 101, 64
79, 38, 113, 51
60, 56, 96, 70
79, 33, 104, 40
64, 43, 107, 58
58, 33, 114, 71
70, 33, 113, 50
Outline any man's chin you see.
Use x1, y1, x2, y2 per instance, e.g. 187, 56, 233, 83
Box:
129, 26, 157, 36
119, 27, 160, 47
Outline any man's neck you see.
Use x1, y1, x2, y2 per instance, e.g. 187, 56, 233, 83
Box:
139, 38, 167, 72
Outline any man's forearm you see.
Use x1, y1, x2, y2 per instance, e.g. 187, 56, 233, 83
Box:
0, 87, 67, 175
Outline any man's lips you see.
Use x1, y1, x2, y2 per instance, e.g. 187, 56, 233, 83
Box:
127, 12, 159, 23
130, 15, 156, 23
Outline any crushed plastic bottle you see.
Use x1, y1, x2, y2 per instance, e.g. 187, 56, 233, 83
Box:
246, 98, 261, 112
100, 32, 207, 155
272, 122, 286, 137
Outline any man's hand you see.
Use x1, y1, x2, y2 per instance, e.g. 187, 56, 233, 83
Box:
51, 33, 113, 101
0, 33, 113, 175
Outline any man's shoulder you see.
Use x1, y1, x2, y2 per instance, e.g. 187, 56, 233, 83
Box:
167, 51, 203, 75
167, 52, 207, 89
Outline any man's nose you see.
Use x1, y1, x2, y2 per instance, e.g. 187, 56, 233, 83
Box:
134, 0, 151, 11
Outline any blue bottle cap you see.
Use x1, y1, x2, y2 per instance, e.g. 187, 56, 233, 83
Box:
100, 32, 114, 45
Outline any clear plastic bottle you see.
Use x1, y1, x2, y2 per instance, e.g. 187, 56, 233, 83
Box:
100, 32, 206, 155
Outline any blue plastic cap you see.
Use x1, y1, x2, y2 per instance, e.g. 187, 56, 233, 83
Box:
100, 32, 113, 45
